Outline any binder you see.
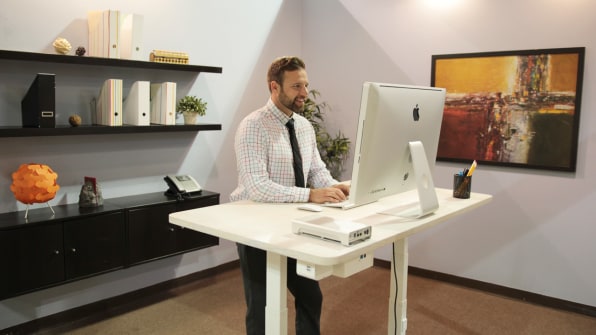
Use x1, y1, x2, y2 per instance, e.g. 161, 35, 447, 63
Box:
105, 10, 120, 58
120, 13, 143, 60
87, 11, 102, 57
95, 79, 123, 126
21, 73, 56, 128
150, 82, 176, 125
123, 81, 150, 126
87, 10, 120, 58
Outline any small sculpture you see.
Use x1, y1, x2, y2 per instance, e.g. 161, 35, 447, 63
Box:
76, 46, 86, 56
79, 176, 103, 207
53, 37, 72, 55
69, 114, 82, 126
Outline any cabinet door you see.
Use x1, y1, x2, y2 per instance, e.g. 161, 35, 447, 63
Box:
0, 224, 64, 299
63, 212, 125, 279
174, 197, 219, 252
127, 203, 179, 265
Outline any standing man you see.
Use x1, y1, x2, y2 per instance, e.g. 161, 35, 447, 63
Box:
231, 56, 349, 335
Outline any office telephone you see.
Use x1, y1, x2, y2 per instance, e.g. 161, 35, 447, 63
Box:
164, 174, 202, 198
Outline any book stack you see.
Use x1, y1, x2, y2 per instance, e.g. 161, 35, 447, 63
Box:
149, 50, 189, 64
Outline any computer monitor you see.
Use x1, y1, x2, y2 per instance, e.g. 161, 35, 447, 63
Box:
343, 82, 446, 217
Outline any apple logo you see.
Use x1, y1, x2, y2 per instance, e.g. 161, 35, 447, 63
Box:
413, 104, 420, 121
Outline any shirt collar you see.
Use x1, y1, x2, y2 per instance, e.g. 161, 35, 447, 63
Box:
268, 98, 294, 125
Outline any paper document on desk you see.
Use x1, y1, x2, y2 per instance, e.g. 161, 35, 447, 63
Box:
292, 215, 371, 246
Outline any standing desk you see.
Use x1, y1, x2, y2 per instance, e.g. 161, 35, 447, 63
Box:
169, 188, 492, 334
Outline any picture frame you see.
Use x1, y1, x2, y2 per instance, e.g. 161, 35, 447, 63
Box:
431, 47, 585, 172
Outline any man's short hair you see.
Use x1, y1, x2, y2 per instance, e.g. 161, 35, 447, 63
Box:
267, 56, 306, 92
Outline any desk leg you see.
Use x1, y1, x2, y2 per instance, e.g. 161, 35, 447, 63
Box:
265, 252, 288, 335
388, 238, 408, 335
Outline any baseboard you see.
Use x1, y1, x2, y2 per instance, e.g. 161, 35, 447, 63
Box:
0, 260, 240, 335
373, 258, 596, 318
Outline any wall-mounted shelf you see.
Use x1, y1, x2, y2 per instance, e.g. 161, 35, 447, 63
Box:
0, 49, 223, 74
0, 49, 224, 137
0, 124, 222, 138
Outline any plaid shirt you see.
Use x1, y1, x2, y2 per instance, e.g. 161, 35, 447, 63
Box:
230, 99, 337, 203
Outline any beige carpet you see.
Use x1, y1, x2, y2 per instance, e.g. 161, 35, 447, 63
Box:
40, 266, 596, 334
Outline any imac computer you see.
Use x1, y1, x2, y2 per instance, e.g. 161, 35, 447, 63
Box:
325, 82, 446, 218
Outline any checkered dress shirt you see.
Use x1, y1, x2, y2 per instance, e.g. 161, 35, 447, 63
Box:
230, 99, 337, 203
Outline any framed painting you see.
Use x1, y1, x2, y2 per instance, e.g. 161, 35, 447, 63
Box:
431, 47, 585, 172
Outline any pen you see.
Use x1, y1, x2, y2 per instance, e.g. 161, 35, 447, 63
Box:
466, 160, 477, 177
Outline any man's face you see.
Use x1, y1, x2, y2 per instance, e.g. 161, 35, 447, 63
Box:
273, 69, 309, 115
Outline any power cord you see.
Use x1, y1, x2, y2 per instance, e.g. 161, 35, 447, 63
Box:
392, 242, 398, 335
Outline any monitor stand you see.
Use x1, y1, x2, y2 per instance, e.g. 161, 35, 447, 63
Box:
379, 141, 439, 218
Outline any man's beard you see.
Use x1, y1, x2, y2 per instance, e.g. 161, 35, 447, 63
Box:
279, 90, 303, 113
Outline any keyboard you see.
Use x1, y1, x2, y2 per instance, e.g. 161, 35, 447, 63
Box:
322, 198, 353, 209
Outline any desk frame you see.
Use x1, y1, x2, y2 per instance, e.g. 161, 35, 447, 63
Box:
170, 188, 491, 334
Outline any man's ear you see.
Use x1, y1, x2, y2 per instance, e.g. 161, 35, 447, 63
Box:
269, 80, 279, 93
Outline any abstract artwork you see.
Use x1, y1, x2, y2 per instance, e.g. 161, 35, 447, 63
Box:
431, 47, 585, 172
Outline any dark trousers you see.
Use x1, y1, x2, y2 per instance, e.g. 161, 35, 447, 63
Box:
237, 243, 322, 335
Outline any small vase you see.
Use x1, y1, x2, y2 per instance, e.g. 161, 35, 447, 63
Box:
182, 111, 198, 125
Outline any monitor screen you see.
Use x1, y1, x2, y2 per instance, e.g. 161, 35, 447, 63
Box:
347, 82, 446, 217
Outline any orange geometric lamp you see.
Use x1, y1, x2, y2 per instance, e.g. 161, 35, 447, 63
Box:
11, 163, 60, 218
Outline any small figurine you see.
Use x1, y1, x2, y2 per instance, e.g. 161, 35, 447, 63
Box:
53, 37, 72, 55
79, 176, 103, 207
76, 46, 86, 56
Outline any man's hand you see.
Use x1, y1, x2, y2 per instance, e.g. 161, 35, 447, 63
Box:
308, 184, 350, 204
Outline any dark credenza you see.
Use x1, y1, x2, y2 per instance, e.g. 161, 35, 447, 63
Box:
0, 191, 219, 300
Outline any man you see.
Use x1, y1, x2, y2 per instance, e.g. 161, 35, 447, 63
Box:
231, 56, 349, 335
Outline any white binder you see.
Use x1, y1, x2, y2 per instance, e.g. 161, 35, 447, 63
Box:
95, 79, 123, 126
123, 81, 150, 126
120, 13, 143, 60
87, 10, 121, 58
150, 82, 176, 125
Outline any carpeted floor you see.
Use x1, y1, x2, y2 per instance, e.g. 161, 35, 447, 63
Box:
39, 266, 596, 334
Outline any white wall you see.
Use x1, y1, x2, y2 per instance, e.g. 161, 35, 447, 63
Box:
301, 0, 596, 308
0, 0, 302, 329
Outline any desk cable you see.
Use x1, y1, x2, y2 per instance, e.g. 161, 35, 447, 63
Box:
392, 242, 398, 335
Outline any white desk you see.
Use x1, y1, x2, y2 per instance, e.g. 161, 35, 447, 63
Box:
169, 188, 492, 334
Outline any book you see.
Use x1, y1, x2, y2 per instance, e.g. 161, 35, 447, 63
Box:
95, 79, 123, 126
150, 82, 176, 125
21, 73, 56, 128
87, 10, 120, 58
120, 13, 143, 60
123, 81, 150, 126
150, 50, 189, 64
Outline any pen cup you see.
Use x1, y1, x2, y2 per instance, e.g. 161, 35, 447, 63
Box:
453, 174, 472, 199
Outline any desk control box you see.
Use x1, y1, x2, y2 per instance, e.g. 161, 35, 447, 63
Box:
296, 253, 373, 280
292, 215, 372, 246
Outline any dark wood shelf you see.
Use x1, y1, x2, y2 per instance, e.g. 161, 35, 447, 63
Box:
0, 124, 222, 137
0, 49, 222, 74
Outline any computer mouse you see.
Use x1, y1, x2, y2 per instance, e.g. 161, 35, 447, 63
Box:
297, 204, 323, 212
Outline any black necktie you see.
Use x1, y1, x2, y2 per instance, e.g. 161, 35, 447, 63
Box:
286, 118, 305, 187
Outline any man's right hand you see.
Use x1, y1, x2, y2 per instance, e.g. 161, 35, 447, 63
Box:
308, 187, 348, 204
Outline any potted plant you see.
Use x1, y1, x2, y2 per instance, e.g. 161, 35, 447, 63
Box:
177, 95, 207, 125
298, 90, 351, 180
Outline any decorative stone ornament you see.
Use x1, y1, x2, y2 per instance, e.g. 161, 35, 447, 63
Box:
52, 37, 72, 55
